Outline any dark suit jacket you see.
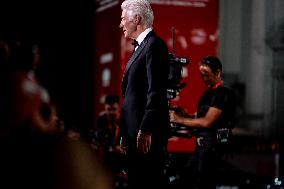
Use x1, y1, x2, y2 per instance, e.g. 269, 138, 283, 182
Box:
120, 31, 170, 145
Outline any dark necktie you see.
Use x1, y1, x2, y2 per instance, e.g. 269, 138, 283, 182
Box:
131, 39, 139, 55
131, 39, 139, 49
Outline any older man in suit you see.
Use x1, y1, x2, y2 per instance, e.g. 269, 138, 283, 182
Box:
119, 0, 170, 188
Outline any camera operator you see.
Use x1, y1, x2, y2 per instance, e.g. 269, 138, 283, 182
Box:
169, 55, 236, 189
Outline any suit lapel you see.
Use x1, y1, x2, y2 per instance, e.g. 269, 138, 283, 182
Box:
124, 31, 155, 76
124, 39, 147, 74
121, 31, 155, 95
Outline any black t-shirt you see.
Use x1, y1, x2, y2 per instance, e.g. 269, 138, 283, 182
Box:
196, 84, 236, 138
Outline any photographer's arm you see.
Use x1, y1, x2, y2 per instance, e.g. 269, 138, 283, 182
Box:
169, 107, 222, 129
170, 106, 196, 118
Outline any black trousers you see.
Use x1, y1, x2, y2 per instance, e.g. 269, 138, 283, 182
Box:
126, 140, 168, 189
196, 146, 219, 189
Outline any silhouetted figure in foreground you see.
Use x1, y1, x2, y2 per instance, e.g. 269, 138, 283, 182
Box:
0, 38, 113, 189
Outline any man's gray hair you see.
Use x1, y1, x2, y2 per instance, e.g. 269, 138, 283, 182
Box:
121, 0, 154, 28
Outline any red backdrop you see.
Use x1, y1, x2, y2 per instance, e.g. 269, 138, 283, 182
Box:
95, 0, 219, 153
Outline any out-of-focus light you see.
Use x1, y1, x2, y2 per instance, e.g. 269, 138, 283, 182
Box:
102, 68, 111, 87
274, 177, 282, 186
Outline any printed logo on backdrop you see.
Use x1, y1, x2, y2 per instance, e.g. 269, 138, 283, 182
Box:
151, 0, 209, 7
96, 0, 119, 13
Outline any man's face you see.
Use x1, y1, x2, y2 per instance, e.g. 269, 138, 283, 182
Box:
199, 65, 218, 87
119, 9, 136, 39
105, 103, 120, 120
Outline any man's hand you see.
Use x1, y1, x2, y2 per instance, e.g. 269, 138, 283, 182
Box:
137, 130, 152, 154
169, 110, 182, 123
119, 137, 127, 155
113, 145, 126, 155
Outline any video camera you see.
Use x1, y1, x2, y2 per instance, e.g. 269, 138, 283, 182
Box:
167, 27, 191, 138
167, 53, 189, 100
167, 27, 189, 100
